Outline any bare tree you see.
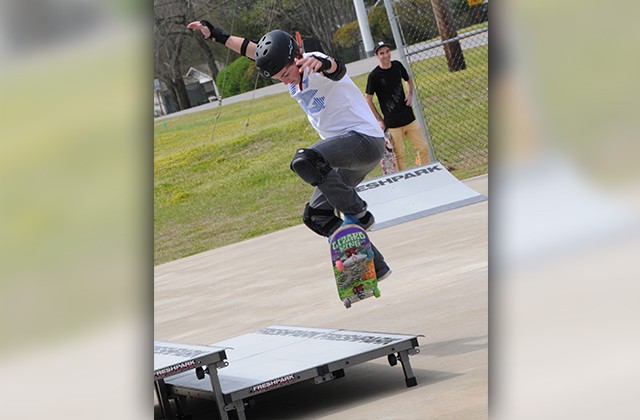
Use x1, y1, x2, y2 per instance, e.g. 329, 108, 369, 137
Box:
247, 0, 357, 56
155, 0, 234, 110
289, 0, 358, 55
185, 0, 242, 79
154, 0, 363, 111
155, 0, 191, 110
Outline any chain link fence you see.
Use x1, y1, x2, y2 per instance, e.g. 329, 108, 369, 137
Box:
384, 0, 488, 178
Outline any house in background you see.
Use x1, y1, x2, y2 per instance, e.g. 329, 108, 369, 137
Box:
154, 79, 178, 117
154, 66, 220, 117
184, 67, 220, 105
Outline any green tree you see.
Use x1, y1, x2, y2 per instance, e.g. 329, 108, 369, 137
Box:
216, 57, 276, 97
368, 6, 394, 46
333, 6, 392, 49
394, 0, 439, 44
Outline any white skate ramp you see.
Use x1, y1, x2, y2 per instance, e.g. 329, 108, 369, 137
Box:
358, 161, 486, 230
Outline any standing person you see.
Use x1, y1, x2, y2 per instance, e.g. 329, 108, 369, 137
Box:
187, 21, 392, 280
365, 41, 432, 171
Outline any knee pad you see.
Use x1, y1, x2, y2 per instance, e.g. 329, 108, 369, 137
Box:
290, 148, 331, 186
302, 203, 342, 237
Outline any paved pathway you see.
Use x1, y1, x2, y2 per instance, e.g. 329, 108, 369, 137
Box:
154, 175, 488, 419
155, 31, 490, 121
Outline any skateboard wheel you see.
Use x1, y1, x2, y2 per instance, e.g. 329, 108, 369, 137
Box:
373, 287, 381, 298
343, 298, 351, 308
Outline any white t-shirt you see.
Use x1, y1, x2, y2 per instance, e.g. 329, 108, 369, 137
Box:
288, 52, 384, 140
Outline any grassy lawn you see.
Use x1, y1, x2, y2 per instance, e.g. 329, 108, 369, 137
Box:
412, 44, 488, 179
154, 96, 316, 264
155, 45, 488, 265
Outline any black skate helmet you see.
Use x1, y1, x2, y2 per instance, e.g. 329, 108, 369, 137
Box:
255, 30, 300, 78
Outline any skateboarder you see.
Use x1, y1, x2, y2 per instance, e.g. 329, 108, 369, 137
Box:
187, 21, 392, 280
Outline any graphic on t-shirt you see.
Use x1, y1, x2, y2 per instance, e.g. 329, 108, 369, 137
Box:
297, 88, 326, 115
384, 85, 405, 114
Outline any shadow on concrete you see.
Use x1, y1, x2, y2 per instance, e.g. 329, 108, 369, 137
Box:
154, 362, 462, 419
422, 335, 488, 358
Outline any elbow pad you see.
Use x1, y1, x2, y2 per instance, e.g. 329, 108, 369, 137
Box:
240, 38, 255, 60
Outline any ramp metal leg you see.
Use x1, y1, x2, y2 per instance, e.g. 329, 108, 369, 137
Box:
206, 363, 230, 420
155, 379, 174, 419
234, 400, 247, 420
397, 350, 418, 387
174, 396, 190, 419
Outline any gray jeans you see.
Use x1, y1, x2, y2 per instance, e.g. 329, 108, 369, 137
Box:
308, 130, 385, 215
307, 131, 387, 271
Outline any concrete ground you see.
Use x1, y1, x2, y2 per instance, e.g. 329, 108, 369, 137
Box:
154, 174, 488, 419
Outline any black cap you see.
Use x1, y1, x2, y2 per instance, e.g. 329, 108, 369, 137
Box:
374, 41, 391, 54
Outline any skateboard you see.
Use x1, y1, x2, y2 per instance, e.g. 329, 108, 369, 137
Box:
329, 216, 381, 308
380, 131, 399, 175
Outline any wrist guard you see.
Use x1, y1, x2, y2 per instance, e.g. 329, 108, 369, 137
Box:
323, 57, 346, 81
200, 20, 230, 45
311, 54, 332, 72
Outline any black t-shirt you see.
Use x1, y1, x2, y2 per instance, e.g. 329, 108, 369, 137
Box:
365, 61, 416, 128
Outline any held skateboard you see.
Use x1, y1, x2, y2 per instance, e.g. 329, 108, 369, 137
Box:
380, 131, 399, 175
329, 216, 381, 308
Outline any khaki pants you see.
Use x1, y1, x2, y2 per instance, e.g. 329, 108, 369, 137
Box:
388, 120, 431, 170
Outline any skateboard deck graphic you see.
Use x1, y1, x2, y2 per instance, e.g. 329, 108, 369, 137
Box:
329, 219, 380, 308
380, 131, 399, 175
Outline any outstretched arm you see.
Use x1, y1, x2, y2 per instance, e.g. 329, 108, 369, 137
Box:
187, 21, 257, 60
